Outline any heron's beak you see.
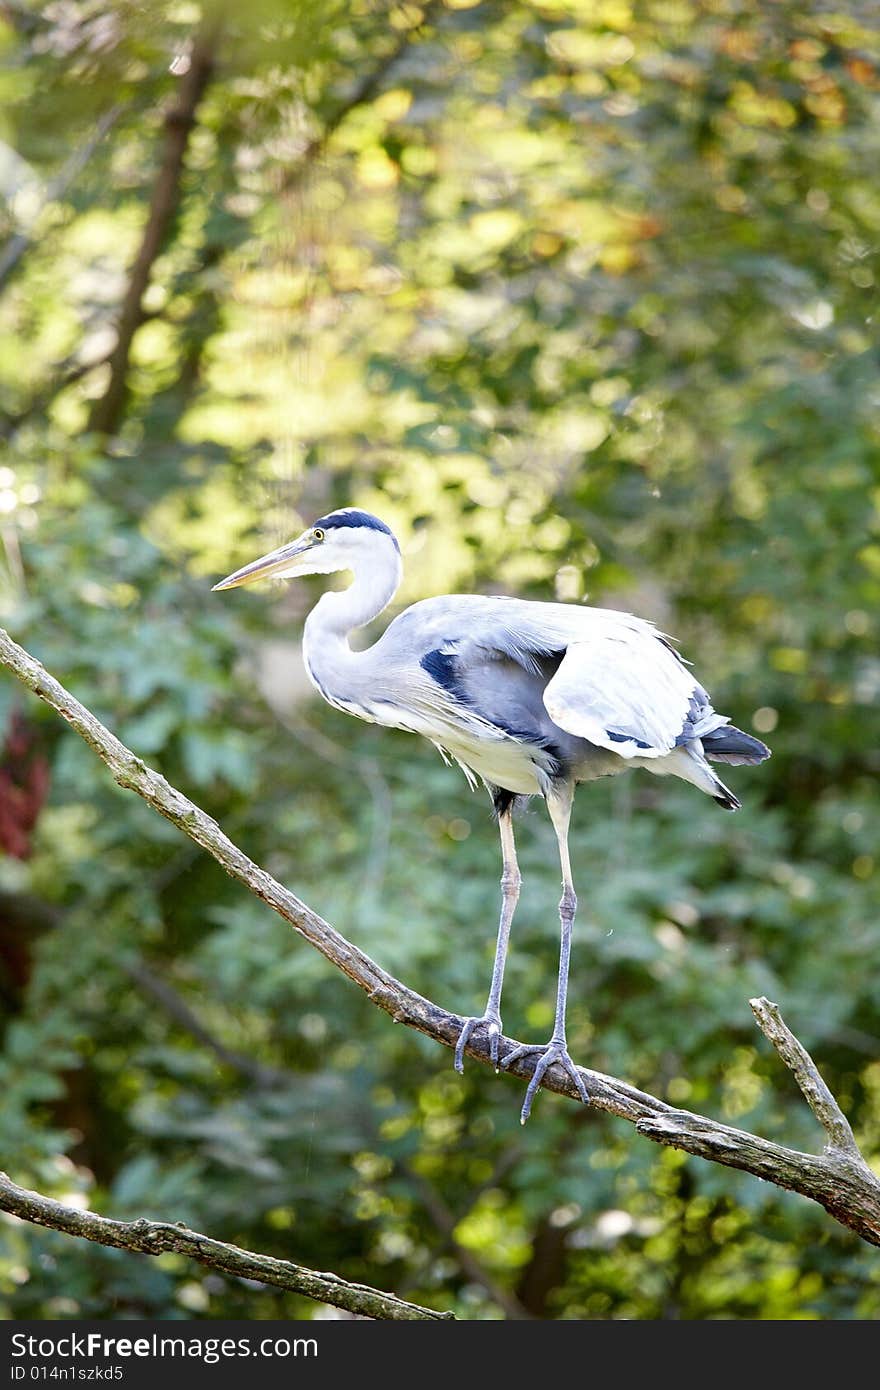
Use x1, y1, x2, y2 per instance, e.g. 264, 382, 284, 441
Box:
212, 537, 313, 591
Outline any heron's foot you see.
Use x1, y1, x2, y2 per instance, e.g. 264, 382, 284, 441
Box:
454, 1011, 504, 1073
501, 1037, 589, 1123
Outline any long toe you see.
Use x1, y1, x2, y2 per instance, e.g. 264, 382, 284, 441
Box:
501, 1041, 590, 1122
454, 1013, 503, 1074
499, 1041, 539, 1072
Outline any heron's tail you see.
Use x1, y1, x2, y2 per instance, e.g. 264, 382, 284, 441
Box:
702, 725, 771, 767
644, 733, 768, 811
711, 779, 741, 812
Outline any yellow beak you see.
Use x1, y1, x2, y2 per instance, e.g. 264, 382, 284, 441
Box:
212, 537, 312, 591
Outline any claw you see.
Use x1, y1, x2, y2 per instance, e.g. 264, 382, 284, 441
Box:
501, 1040, 589, 1122
454, 1013, 503, 1073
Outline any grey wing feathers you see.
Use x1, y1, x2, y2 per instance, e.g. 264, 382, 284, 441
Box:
397, 594, 726, 759
700, 725, 770, 765
543, 627, 718, 758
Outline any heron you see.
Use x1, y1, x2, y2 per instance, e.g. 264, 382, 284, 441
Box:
214, 508, 770, 1121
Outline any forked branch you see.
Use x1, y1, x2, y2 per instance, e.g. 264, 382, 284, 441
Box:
1, 626, 879, 1249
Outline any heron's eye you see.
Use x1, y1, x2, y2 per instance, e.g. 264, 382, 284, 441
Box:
312, 528, 325, 543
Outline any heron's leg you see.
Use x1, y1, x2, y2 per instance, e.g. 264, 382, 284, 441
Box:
501, 784, 589, 1122
454, 806, 521, 1074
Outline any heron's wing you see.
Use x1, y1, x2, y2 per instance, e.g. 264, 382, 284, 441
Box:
542, 624, 717, 758
388, 594, 722, 760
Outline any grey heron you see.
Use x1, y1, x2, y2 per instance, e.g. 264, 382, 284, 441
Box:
214, 509, 770, 1121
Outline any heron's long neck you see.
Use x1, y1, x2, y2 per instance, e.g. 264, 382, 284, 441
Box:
302, 552, 401, 710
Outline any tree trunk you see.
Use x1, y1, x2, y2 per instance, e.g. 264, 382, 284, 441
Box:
87, 25, 218, 438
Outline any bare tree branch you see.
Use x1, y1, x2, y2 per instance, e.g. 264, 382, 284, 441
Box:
749, 996, 868, 1162
1, 625, 879, 1248
0, 1171, 450, 1320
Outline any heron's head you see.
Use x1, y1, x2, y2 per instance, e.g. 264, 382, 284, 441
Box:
212, 508, 400, 591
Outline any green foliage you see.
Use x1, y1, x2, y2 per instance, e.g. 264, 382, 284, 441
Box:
1, 0, 878, 1320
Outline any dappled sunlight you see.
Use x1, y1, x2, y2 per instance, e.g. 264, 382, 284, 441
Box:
0, 0, 877, 1323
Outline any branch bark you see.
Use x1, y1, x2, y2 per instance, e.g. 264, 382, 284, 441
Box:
0, 1171, 449, 1320
2, 625, 879, 1249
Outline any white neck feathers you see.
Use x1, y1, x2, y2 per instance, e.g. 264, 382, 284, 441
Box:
301, 538, 402, 708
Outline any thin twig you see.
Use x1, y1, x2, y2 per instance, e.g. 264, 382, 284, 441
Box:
0, 106, 124, 292
280, 2, 444, 196
0, 1171, 450, 1320
405, 1166, 530, 1320
1, 626, 879, 1248
122, 958, 294, 1090
0, 308, 164, 443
